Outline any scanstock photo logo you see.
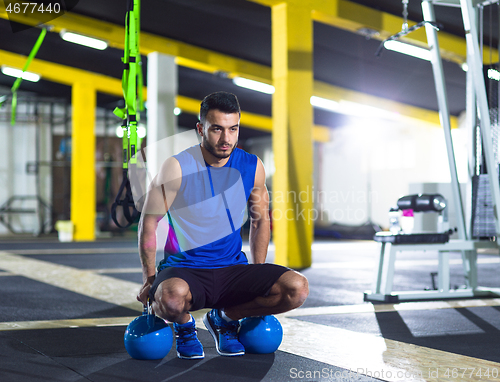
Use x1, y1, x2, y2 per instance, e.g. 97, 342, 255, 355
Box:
3, 1, 80, 32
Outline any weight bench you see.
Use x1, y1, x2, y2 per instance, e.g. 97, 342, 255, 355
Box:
364, 193, 500, 302
364, 236, 499, 303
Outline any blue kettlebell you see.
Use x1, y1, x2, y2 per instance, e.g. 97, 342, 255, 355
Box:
124, 304, 173, 360
238, 315, 283, 354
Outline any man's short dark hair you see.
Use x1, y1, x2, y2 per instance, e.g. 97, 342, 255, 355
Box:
199, 92, 241, 123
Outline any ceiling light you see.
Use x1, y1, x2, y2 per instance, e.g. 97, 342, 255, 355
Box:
310, 96, 340, 112
310, 96, 399, 121
60, 30, 108, 50
383, 40, 431, 61
232, 77, 275, 94
488, 68, 500, 81
116, 124, 147, 138
137, 124, 147, 138
116, 125, 125, 138
339, 100, 400, 120
1, 66, 40, 82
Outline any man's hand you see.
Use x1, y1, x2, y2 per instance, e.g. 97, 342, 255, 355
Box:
137, 275, 156, 306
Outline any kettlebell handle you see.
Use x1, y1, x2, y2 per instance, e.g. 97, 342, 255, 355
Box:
143, 298, 153, 316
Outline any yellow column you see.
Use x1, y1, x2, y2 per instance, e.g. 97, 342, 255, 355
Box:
272, 1, 313, 268
71, 82, 96, 241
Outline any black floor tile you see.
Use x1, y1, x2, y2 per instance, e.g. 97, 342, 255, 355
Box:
1, 327, 380, 382
0, 276, 138, 322
24, 252, 142, 270
294, 306, 500, 364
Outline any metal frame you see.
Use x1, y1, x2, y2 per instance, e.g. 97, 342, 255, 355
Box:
364, 239, 499, 302
365, 0, 500, 302
460, 0, 500, 237
0, 195, 51, 235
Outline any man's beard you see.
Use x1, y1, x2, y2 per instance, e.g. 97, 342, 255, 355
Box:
202, 135, 238, 159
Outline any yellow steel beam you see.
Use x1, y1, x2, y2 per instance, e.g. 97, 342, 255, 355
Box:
312, 124, 331, 142
71, 81, 96, 241
312, 0, 469, 66
314, 81, 459, 129
0, 49, 329, 141
271, 2, 314, 269
0, 49, 124, 95
250, 0, 498, 66
0, 49, 330, 140
0, 47, 315, 144
0, 3, 450, 129
0, 4, 271, 82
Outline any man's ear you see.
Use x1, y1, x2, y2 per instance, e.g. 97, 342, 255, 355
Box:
196, 122, 203, 136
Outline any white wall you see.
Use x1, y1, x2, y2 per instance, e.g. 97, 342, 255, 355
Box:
320, 116, 469, 229
0, 102, 54, 235
0, 99, 121, 236
242, 117, 470, 231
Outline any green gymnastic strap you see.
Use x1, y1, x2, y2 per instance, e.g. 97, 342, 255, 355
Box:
113, 0, 144, 168
111, 0, 142, 228
11, 28, 47, 125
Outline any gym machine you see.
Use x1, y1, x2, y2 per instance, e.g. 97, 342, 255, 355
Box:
365, 0, 500, 302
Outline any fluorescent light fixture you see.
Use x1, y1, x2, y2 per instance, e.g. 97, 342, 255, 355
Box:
339, 100, 400, 120
60, 30, 108, 50
173, 107, 182, 116
231, 81, 400, 121
384, 40, 431, 61
488, 68, 500, 81
1, 66, 40, 82
116, 125, 147, 138
232, 77, 275, 94
310, 96, 399, 121
137, 124, 147, 138
116, 125, 125, 138
310, 96, 340, 112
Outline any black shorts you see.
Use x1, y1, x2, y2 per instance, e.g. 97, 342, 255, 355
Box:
149, 263, 290, 311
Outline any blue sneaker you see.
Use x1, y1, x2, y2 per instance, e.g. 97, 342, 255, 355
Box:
203, 309, 245, 356
173, 315, 204, 359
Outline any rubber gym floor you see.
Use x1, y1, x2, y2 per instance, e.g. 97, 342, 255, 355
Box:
1, 237, 500, 382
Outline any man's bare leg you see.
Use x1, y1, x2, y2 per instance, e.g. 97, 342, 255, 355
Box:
152, 277, 193, 324
224, 270, 309, 320
152, 277, 204, 359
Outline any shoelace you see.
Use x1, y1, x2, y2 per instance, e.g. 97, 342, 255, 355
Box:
175, 327, 197, 345
217, 321, 239, 340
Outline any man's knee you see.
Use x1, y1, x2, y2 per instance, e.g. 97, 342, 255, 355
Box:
278, 271, 309, 309
288, 272, 309, 307
153, 278, 191, 321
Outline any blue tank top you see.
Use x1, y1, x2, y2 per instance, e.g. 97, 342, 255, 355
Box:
162, 144, 257, 268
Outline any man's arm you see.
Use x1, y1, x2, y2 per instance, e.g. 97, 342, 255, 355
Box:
136, 157, 181, 305
248, 158, 271, 264
138, 212, 163, 286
